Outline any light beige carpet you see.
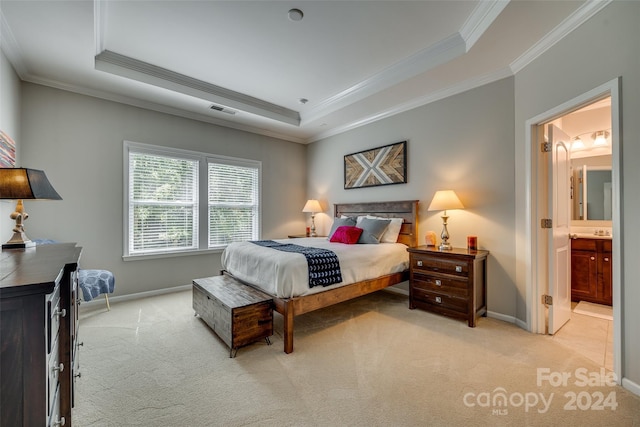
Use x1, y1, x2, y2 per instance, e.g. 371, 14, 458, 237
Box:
573, 301, 614, 321
74, 289, 640, 426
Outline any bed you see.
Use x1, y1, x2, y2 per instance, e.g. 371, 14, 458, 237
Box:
221, 200, 419, 353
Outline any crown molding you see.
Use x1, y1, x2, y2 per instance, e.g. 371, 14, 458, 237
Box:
0, 10, 29, 78
460, 0, 511, 50
510, 0, 612, 74
95, 50, 301, 126
309, 66, 513, 143
22, 73, 306, 144
302, 32, 467, 126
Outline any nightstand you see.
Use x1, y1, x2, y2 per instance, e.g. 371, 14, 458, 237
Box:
407, 245, 489, 327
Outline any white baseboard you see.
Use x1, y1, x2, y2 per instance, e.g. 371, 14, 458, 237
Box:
487, 310, 516, 324
622, 377, 640, 397
79, 284, 191, 309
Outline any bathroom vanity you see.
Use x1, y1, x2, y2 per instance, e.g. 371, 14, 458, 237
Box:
570, 236, 612, 306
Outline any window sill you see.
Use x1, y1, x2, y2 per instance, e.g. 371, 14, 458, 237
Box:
123, 247, 224, 262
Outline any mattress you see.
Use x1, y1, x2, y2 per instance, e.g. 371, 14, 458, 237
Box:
221, 237, 409, 298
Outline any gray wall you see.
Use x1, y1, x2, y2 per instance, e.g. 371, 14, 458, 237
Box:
307, 78, 517, 319
17, 83, 307, 295
0, 49, 21, 244
513, 1, 639, 386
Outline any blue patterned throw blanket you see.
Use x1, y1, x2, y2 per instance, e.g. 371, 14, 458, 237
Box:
251, 240, 342, 287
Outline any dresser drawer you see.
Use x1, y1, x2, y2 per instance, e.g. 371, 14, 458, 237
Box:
411, 273, 468, 297
48, 337, 61, 414
411, 254, 468, 277
47, 285, 61, 354
412, 288, 468, 314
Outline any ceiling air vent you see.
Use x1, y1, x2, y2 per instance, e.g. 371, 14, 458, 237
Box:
209, 104, 236, 115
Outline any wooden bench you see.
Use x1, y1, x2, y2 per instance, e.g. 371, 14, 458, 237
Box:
193, 274, 273, 357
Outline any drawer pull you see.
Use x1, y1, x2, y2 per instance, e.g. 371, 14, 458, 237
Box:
591, 256, 595, 261
54, 308, 67, 318
604, 257, 609, 262
456, 266, 462, 273
435, 279, 442, 286
52, 363, 64, 375
417, 260, 423, 267
435, 296, 442, 304
53, 416, 66, 426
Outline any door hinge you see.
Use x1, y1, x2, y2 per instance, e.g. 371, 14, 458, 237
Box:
541, 218, 553, 228
542, 295, 553, 305
541, 142, 552, 152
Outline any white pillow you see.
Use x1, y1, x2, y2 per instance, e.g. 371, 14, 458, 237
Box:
367, 215, 404, 243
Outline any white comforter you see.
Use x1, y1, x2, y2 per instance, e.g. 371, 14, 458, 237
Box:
221, 237, 409, 298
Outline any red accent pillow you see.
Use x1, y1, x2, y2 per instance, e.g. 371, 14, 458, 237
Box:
329, 226, 363, 244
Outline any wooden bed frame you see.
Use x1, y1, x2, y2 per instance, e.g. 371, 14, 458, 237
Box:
250, 200, 419, 353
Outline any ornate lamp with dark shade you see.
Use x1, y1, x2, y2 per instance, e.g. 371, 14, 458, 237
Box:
0, 167, 62, 249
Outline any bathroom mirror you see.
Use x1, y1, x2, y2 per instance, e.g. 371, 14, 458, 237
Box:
572, 165, 612, 221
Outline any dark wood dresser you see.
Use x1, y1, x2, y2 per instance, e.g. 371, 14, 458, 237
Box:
407, 245, 489, 327
1, 243, 82, 427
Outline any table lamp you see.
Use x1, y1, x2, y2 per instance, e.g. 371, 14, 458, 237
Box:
0, 168, 62, 249
302, 199, 322, 237
428, 190, 464, 251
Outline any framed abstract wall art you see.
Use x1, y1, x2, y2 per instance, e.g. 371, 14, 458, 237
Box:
344, 140, 407, 189
0, 131, 17, 167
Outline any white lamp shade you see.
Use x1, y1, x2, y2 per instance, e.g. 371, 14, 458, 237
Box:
428, 190, 464, 211
302, 199, 322, 213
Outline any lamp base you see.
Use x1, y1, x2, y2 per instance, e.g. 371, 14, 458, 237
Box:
2, 240, 36, 250
2, 231, 36, 250
438, 241, 453, 251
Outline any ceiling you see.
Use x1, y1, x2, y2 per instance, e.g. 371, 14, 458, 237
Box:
1, 0, 607, 144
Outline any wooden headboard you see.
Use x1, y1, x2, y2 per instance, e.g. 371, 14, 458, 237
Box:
334, 200, 419, 247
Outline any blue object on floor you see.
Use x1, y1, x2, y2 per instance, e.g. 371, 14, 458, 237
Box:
78, 269, 115, 310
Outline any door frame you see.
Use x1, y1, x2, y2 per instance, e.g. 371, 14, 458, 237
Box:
524, 77, 622, 382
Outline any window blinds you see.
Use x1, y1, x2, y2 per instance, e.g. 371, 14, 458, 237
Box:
208, 162, 259, 247
129, 152, 199, 254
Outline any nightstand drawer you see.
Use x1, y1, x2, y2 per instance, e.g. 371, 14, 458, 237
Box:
411, 273, 468, 297
412, 255, 468, 277
412, 288, 468, 314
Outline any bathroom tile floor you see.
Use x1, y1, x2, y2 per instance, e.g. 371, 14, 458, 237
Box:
552, 302, 613, 371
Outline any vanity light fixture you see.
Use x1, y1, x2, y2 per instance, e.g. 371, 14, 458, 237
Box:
592, 130, 609, 146
572, 136, 585, 150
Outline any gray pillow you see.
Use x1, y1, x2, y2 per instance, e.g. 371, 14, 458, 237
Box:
357, 217, 391, 244
328, 217, 357, 239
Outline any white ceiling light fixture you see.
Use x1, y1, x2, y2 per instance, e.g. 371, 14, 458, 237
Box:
288, 8, 304, 21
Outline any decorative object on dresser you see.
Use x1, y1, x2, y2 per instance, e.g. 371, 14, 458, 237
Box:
302, 199, 323, 237
407, 245, 489, 327
427, 190, 464, 251
570, 237, 612, 306
344, 141, 407, 189
193, 274, 273, 357
1, 243, 82, 427
0, 167, 62, 249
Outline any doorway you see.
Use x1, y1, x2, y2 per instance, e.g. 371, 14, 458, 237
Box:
525, 78, 621, 383
543, 98, 614, 370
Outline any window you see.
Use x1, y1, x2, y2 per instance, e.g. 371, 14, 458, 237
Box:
124, 141, 261, 258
